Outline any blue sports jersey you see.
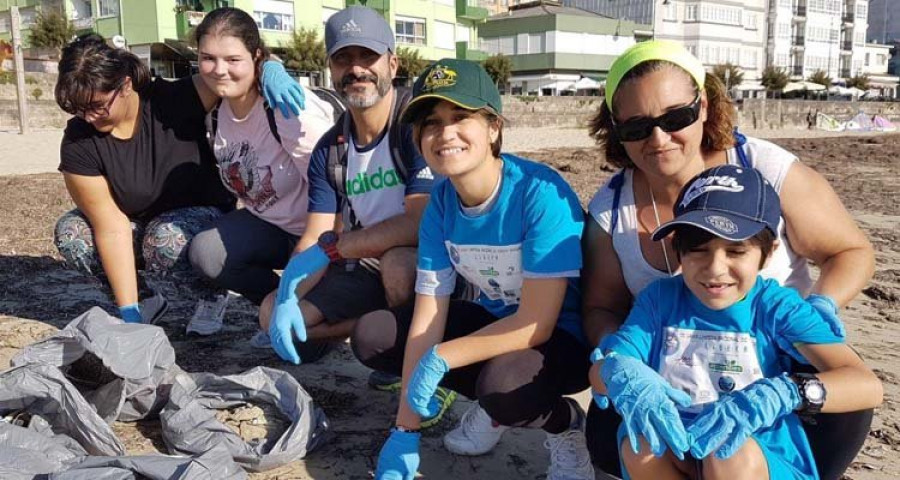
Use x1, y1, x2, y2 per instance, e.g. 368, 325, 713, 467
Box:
415, 154, 586, 343
603, 276, 842, 479
307, 121, 433, 225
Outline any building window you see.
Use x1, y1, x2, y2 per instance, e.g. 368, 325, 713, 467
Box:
744, 12, 757, 30
396, 16, 426, 45
685, 4, 698, 21
434, 20, 455, 50
98, 0, 119, 17
855, 3, 867, 18
254, 11, 293, 31
0, 15, 9, 33
663, 2, 676, 21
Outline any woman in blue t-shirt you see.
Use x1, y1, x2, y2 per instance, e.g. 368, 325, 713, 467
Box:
353, 59, 595, 480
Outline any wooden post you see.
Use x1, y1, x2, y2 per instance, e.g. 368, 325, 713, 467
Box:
10, 7, 28, 134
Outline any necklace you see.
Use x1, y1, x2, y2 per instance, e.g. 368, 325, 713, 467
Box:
648, 186, 674, 276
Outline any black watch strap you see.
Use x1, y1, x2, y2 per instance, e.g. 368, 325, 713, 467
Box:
793, 373, 826, 416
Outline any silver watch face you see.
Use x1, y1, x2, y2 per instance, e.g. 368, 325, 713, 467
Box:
805, 382, 826, 403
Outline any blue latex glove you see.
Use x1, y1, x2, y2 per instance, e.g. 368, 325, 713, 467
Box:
687, 373, 801, 460
406, 346, 450, 417
589, 347, 610, 409
269, 245, 330, 364
807, 294, 845, 338
119, 303, 142, 323
601, 352, 692, 459
261, 61, 305, 118
375, 429, 421, 480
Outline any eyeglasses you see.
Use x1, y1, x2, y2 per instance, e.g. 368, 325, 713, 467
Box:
612, 94, 702, 142
75, 86, 123, 119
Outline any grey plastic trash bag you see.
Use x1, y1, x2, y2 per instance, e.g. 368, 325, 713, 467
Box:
160, 366, 329, 472
0, 363, 125, 456
12, 307, 180, 423
47, 444, 248, 480
0, 421, 87, 478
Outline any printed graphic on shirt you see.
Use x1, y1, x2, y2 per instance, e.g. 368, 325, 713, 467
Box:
446, 241, 523, 306
217, 140, 278, 213
658, 326, 764, 413
345, 167, 402, 196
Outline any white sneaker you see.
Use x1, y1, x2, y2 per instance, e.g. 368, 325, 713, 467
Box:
186, 295, 230, 335
249, 330, 272, 349
544, 402, 595, 480
443, 404, 509, 456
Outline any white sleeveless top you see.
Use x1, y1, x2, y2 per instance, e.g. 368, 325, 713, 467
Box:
586, 136, 813, 297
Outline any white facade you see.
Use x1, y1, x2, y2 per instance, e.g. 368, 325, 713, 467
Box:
768, 0, 870, 80
566, 0, 872, 82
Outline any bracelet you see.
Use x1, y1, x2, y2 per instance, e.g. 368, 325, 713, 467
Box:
393, 425, 419, 434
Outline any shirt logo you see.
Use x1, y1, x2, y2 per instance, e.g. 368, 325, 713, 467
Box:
680, 175, 744, 209
423, 64, 457, 91
416, 167, 434, 180
704, 215, 738, 234
345, 167, 402, 196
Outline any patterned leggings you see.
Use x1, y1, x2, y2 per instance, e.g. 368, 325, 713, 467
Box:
54, 206, 226, 280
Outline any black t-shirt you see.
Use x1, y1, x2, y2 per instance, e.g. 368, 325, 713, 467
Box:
59, 76, 235, 220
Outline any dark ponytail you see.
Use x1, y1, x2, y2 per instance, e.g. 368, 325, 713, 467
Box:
55, 33, 151, 115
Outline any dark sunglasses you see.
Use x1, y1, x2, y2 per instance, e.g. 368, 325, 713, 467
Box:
612, 94, 702, 142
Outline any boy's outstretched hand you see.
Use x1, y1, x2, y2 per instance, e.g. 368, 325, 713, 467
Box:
688, 373, 801, 459
601, 352, 692, 459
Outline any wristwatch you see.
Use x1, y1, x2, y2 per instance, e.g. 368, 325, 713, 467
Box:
317, 231, 342, 262
792, 373, 826, 415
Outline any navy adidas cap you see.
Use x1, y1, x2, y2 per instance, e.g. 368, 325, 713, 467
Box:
325, 6, 395, 57
651, 164, 781, 242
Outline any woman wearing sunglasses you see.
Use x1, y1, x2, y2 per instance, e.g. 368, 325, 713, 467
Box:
582, 40, 874, 479
53, 33, 303, 326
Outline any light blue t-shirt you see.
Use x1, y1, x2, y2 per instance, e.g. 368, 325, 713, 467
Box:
603, 276, 842, 480
415, 154, 586, 343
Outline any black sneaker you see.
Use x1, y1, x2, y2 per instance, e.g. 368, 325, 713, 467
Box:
368, 370, 402, 392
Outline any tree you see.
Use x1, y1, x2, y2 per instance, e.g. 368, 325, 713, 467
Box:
760, 66, 789, 92
395, 46, 428, 85
807, 69, 832, 87
482, 54, 512, 90
846, 74, 870, 90
29, 9, 76, 55
709, 63, 744, 91
281, 27, 326, 75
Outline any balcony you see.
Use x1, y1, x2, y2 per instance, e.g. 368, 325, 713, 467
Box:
792, 36, 805, 47
840, 69, 852, 78
345, 0, 390, 12
457, 0, 489, 21
841, 40, 853, 51
456, 41, 488, 61
793, 5, 806, 17
176, 10, 206, 39
791, 66, 804, 76
842, 13, 854, 24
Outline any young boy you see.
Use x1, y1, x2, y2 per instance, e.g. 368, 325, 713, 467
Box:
588, 164, 882, 480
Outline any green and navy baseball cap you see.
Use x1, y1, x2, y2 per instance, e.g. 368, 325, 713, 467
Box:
401, 58, 502, 124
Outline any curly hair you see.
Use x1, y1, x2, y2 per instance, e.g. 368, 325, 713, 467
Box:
55, 33, 151, 116
588, 60, 735, 169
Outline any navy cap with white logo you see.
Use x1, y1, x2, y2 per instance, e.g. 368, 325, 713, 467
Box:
325, 6, 395, 57
651, 164, 781, 242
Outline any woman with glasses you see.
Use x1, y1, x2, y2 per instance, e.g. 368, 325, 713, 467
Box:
582, 40, 875, 480
53, 33, 303, 326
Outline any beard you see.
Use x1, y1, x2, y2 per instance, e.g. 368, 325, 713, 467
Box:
335, 72, 392, 108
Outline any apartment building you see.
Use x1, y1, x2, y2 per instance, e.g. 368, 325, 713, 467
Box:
564, 0, 875, 84
479, 1, 649, 95
0, 0, 489, 77
860, 40, 898, 97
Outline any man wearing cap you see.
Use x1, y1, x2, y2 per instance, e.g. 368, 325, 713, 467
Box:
257, 6, 437, 374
